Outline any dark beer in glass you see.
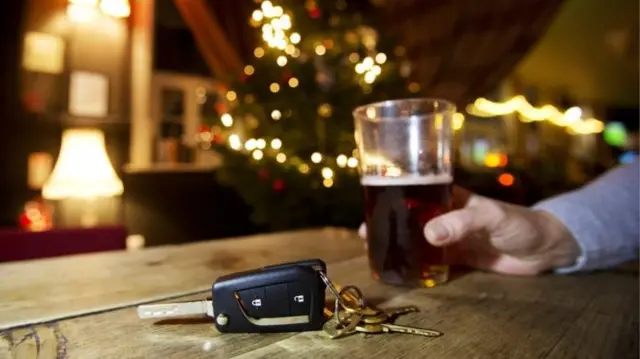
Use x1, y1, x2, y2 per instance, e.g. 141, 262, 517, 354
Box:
353, 98, 456, 287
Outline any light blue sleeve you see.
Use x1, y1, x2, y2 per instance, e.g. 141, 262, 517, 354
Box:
532, 159, 640, 273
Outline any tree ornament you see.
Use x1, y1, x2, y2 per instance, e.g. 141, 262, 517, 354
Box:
215, 102, 228, 115
273, 179, 285, 191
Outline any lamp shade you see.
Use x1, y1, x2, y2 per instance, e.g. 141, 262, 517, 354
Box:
99, 0, 131, 18
42, 128, 124, 199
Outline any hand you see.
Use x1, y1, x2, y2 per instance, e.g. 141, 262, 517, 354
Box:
359, 187, 581, 276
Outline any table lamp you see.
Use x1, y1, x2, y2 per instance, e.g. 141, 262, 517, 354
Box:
42, 128, 124, 227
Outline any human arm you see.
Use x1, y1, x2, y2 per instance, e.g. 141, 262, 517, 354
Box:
532, 159, 640, 273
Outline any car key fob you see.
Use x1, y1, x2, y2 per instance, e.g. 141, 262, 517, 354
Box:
211, 258, 327, 333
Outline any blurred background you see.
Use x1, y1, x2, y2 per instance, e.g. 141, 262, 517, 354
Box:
0, 0, 637, 259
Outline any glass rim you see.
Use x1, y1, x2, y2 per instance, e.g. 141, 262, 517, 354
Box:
352, 97, 457, 121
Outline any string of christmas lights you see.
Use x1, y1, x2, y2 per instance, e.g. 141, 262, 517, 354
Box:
467, 95, 604, 135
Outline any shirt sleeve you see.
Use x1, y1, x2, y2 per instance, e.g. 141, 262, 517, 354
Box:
532, 159, 640, 273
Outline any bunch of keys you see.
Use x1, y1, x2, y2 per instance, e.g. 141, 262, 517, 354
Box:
137, 258, 443, 338
322, 282, 443, 339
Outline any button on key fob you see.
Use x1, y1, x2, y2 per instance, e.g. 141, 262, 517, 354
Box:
213, 258, 327, 333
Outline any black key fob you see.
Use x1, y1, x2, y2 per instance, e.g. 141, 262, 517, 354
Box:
212, 258, 327, 333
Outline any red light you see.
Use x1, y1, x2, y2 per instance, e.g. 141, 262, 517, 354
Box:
498, 173, 515, 187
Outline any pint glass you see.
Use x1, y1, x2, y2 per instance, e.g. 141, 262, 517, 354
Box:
353, 98, 455, 287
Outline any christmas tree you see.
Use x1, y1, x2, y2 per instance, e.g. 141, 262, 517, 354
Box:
204, 0, 417, 231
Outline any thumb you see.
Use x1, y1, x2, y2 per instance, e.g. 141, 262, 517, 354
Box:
424, 196, 498, 246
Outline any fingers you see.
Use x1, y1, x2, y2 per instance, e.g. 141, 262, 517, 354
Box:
424, 195, 501, 247
358, 223, 366, 238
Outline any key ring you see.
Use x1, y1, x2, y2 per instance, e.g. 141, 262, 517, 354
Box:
318, 271, 364, 316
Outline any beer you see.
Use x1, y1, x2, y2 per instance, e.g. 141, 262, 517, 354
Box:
362, 174, 452, 287
353, 97, 456, 287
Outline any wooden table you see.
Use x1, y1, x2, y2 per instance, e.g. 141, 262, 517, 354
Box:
0, 228, 637, 359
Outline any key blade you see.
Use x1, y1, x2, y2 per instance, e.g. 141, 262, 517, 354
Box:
382, 323, 443, 337
136, 300, 214, 319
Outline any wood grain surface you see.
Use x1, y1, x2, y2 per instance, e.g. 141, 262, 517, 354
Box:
0, 227, 363, 330
1, 251, 638, 359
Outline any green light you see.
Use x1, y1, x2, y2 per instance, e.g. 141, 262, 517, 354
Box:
603, 122, 627, 147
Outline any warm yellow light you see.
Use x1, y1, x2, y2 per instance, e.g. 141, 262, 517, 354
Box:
315, 45, 326, 55
256, 139, 266, 149
244, 65, 255, 75
321, 167, 333, 179
277, 56, 287, 67
349, 53, 360, 63
226, 91, 237, 101
252, 150, 264, 160
408, 82, 420, 93
371, 65, 381, 75
261, 1, 273, 11
299, 164, 310, 174
276, 153, 287, 163
271, 110, 282, 120
355, 63, 366, 74
221, 113, 233, 127
483, 153, 507, 168
228, 134, 242, 150
270, 83, 280, 93
66, 3, 100, 22
285, 44, 296, 54
318, 103, 332, 117
280, 15, 292, 29
245, 139, 257, 151
252, 9, 264, 21
43, 128, 123, 199
363, 57, 374, 68
288, 77, 299, 88
290, 32, 301, 44
364, 72, 376, 84
323, 178, 334, 188
69, 0, 99, 4
347, 157, 358, 168
99, 0, 130, 18
270, 138, 282, 149
375, 53, 387, 64
311, 152, 323, 163
453, 113, 465, 131
336, 155, 347, 167
254, 47, 265, 58
467, 95, 605, 135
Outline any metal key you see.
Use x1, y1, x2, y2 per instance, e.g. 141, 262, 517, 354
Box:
356, 323, 442, 337
361, 306, 419, 324
137, 300, 215, 320
322, 311, 362, 339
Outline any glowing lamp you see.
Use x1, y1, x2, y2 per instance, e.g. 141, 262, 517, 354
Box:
67, 2, 100, 22
43, 129, 123, 200
99, 0, 131, 18
69, 0, 99, 5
